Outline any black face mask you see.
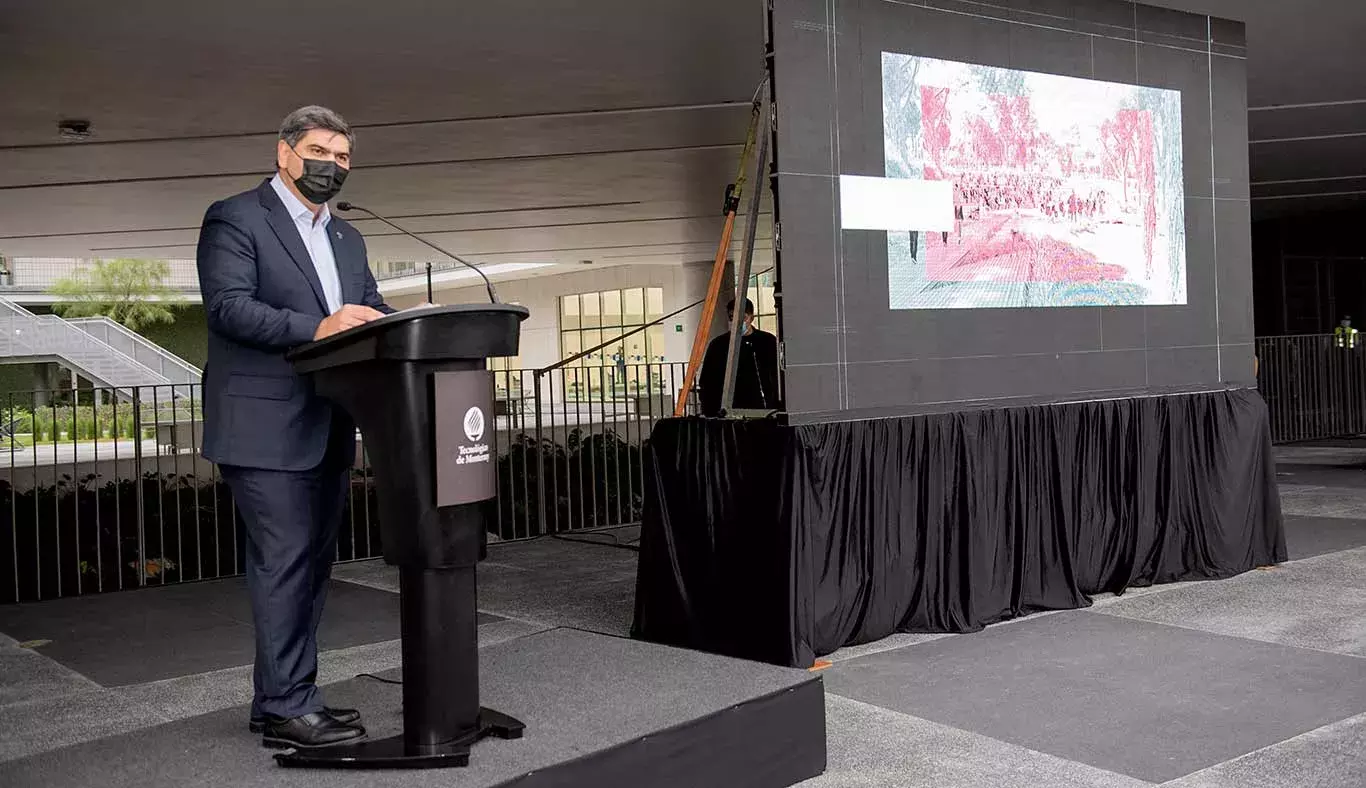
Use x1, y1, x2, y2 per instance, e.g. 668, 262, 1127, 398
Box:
289, 149, 348, 204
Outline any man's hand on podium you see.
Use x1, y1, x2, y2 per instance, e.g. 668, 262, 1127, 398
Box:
315, 304, 385, 340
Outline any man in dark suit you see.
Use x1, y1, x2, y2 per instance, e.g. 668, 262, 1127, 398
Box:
699, 298, 781, 416
196, 105, 393, 749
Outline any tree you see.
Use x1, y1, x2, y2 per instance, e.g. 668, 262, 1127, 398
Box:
920, 86, 953, 169
882, 52, 923, 179
49, 258, 183, 331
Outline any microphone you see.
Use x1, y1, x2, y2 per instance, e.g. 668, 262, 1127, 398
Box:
336, 202, 499, 304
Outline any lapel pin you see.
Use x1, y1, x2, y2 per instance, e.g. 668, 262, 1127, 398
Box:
335, 230, 343, 239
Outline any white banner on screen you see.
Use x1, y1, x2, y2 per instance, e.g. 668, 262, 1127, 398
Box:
839, 175, 954, 233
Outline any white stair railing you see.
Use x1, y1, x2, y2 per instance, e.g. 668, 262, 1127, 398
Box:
0, 299, 181, 401
66, 316, 201, 386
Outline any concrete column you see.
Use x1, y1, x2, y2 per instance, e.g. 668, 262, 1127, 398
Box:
33, 363, 59, 407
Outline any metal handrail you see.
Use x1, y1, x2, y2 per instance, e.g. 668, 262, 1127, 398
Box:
525, 268, 771, 531
0, 298, 179, 400
66, 316, 202, 384
535, 266, 775, 376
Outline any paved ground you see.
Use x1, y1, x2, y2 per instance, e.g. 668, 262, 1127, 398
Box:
1, 445, 1364, 786
2, 438, 159, 466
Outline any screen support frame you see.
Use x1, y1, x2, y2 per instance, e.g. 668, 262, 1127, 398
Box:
720, 82, 774, 416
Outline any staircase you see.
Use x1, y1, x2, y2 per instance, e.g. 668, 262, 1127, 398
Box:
66, 317, 201, 386
0, 298, 200, 400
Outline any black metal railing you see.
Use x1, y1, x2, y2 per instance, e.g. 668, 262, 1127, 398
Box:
14, 335, 1362, 603
1257, 333, 1366, 444
2, 363, 693, 603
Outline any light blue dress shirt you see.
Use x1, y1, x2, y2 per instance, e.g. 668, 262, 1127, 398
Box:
269, 173, 343, 315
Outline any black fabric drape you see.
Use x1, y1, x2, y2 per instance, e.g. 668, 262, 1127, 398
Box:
632, 389, 1286, 668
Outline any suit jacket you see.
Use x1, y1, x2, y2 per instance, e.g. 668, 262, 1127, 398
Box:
699, 328, 781, 416
196, 178, 394, 471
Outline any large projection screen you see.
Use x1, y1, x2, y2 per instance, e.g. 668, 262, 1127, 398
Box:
769, 0, 1254, 423
880, 54, 1187, 310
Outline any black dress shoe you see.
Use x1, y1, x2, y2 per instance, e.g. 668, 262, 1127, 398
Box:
249, 706, 360, 734
261, 711, 366, 749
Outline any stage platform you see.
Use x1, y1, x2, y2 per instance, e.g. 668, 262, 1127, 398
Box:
636, 390, 1287, 667
0, 625, 825, 788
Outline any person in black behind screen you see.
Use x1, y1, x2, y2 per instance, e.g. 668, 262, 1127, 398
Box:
699, 298, 780, 416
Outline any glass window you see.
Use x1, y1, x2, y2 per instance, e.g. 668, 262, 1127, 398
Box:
646, 287, 665, 321
646, 325, 665, 363
561, 294, 581, 331
562, 331, 582, 360
580, 292, 601, 329
488, 355, 524, 399
623, 288, 645, 326
559, 286, 672, 401
601, 290, 623, 330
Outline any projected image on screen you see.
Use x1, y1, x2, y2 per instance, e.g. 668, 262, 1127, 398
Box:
882, 53, 1187, 310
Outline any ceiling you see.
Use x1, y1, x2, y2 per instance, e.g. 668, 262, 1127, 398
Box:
0, 0, 1361, 278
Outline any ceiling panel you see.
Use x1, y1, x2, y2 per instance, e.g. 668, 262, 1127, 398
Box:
0, 0, 1362, 263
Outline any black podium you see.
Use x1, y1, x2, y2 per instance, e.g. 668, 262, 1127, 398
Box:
280, 304, 529, 769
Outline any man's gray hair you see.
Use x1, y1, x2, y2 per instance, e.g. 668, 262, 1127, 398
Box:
278, 105, 355, 150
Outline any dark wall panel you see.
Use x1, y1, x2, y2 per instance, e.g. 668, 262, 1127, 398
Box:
769, 0, 1252, 423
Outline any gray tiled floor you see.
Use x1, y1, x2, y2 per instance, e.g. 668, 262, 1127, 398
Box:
1098, 546, 1366, 656
1278, 483, 1366, 519
0, 687, 169, 763
115, 619, 549, 724
0, 647, 98, 706
3, 447, 1366, 785
1162, 712, 1366, 788
0, 630, 819, 788
808, 694, 1151, 788
334, 536, 640, 635
0, 578, 428, 686
823, 611, 1366, 783
1283, 514, 1366, 559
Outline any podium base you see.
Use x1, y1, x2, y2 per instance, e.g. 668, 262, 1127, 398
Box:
273, 707, 525, 770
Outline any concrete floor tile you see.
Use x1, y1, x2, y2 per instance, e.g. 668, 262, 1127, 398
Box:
0, 577, 411, 687
114, 620, 550, 722
329, 559, 399, 592
825, 611, 1366, 782
0, 647, 99, 706
800, 694, 1152, 788
1273, 446, 1366, 466
335, 540, 639, 636
1096, 547, 1366, 656
1162, 712, 1366, 788
826, 632, 955, 662
1087, 580, 1203, 609
1277, 485, 1366, 519
0, 629, 818, 788
113, 661, 256, 723
1281, 515, 1366, 560
0, 687, 168, 764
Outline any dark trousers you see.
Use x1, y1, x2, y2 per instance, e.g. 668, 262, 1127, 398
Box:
220, 462, 350, 719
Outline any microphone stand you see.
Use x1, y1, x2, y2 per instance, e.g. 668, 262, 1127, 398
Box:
336, 202, 499, 304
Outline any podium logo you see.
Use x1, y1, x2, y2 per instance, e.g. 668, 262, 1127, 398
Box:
463, 406, 486, 442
